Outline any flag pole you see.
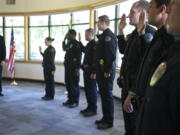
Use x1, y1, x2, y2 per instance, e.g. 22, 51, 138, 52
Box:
10, 55, 18, 86
9, 22, 18, 86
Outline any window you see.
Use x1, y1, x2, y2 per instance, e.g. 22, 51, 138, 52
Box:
29, 15, 49, 60
50, 13, 71, 62
0, 17, 3, 36
5, 16, 24, 60
72, 10, 90, 45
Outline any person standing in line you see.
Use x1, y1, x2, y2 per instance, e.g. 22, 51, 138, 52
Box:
62, 29, 82, 108
135, 0, 180, 134
40, 37, 56, 101
117, 1, 155, 135
78, 28, 98, 117
95, 15, 117, 129
0, 35, 6, 96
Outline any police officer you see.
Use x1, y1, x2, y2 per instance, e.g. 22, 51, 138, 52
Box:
40, 37, 56, 100
62, 29, 82, 108
95, 15, 117, 129
0, 35, 6, 96
78, 28, 97, 117
117, 1, 155, 135
134, 0, 173, 110
135, 1, 180, 134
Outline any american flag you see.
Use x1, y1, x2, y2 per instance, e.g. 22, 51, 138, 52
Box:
8, 28, 16, 75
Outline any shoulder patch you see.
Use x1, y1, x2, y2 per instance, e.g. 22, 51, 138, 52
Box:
150, 62, 167, 87
145, 33, 153, 43
105, 36, 112, 42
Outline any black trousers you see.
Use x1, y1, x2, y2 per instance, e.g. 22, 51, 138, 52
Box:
0, 65, 2, 93
64, 65, 80, 104
83, 71, 97, 112
96, 67, 115, 124
43, 68, 55, 98
121, 89, 137, 135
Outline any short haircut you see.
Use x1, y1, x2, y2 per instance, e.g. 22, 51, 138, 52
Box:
68, 29, 77, 37
98, 15, 110, 26
135, 0, 150, 11
154, 0, 171, 8
86, 28, 94, 36
45, 37, 54, 42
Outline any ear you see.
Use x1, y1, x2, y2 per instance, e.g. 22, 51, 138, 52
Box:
160, 4, 167, 14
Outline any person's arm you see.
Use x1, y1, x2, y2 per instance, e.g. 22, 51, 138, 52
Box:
48, 47, 56, 71
39, 46, 44, 57
117, 35, 127, 54
104, 35, 117, 75
1, 36, 6, 61
117, 14, 127, 54
79, 41, 85, 52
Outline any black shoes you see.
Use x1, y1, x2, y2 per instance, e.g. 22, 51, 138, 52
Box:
62, 100, 71, 106
83, 111, 97, 117
41, 96, 54, 101
0, 93, 4, 96
80, 108, 89, 114
95, 118, 105, 125
68, 102, 78, 108
97, 122, 113, 129
95, 118, 113, 129
63, 100, 78, 108
80, 108, 97, 117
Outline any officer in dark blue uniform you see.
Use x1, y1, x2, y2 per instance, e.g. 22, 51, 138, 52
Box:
0, 35, 6, 96
79, 28, 97, 117
95, 15, 117, 129
40, 37, 56, 100
133, 0, 173, 110
117, 1, 155, 135
62, 29, 82, 108
135, 1, 180, 134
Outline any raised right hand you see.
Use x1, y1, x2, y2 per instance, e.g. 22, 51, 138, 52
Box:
39, 46, 42, 52
78, 33, 81, 41
119, 14, 127, 35
137, 10, 146, 36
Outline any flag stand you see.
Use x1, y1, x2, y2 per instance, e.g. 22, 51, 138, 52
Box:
10, 79, 18, 86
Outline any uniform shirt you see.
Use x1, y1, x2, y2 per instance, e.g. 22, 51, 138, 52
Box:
135, 26, 175, 98
80, 39, 96, 74
62, 39, 82, 70
41, 45, 56, 71
96, 28, 117, 73
135, 40, 180, 135
118, 24, 155, 94
0, 36, 6, 62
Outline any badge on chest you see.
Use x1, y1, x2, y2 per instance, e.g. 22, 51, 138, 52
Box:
150, 62, 167, 87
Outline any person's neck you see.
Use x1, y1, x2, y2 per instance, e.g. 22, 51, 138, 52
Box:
102, 26, 109, 32
88, 38, 94, 42
157, 15, 168, 29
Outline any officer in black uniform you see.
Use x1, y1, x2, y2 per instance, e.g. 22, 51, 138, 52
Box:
95, 15, 117, 129
62, 29, 82, 108
135, 1, 180, 134
79, 28, 97, 117
133, 0, 173, 110
0, 35, 6, 96
40, 37, 56, 100
117, 1, 155, 135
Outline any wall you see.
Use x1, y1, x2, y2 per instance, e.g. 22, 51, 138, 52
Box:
0, 0, 125, 13
2, 62, 122, 98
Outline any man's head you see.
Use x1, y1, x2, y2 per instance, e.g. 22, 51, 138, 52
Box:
167, 0, 180, 37
68, 29, 77, 40
148, 0, 171, 28
85, 28, 94, 41
98, 15, 110, 31
129, 0, 150, 26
